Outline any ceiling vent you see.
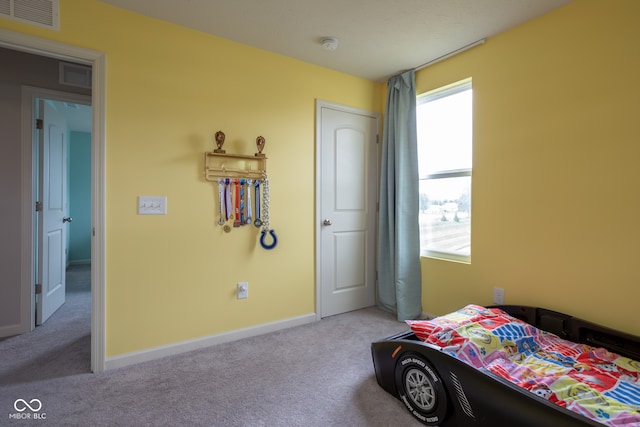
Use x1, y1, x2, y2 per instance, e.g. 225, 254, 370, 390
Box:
0, 0, 59, 30
59, 62, 92, 89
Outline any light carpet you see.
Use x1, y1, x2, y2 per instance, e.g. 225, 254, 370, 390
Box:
0, 264, 419, 426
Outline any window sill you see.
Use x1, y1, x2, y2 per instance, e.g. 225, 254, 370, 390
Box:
421, 250, 470, 264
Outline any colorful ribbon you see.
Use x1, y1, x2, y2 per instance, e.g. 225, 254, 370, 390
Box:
224, 178, 232, 221
217, 179, 225, 225
239, 179, 246, 224
234, 179, 241, 227
246, 179, 253, 224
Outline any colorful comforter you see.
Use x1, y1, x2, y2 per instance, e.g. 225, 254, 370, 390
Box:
407, 305, 640, 426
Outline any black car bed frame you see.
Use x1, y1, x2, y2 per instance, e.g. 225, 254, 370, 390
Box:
371, 305, 640, 426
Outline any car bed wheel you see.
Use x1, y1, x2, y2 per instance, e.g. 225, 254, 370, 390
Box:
395, 353, 447, 425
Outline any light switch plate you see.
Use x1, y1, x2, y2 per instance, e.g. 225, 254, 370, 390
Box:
138, 196, 167, 215
237, 282, 248, 299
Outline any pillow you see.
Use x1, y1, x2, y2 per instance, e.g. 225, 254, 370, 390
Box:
406, 304, 494, 341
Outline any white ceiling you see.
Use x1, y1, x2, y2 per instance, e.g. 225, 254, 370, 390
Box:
97, 0, 572, 82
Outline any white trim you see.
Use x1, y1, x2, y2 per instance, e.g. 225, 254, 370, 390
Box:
314, 100, 381, 321
0, 28, 95, 64
1, 28, 107, 373
0, 324, 25, 337
105, 313, 317, 370
422, 250, 471, 265
90, 50, 107, 374
19, 84, 35, 336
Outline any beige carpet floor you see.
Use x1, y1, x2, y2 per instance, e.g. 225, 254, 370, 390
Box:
0, 264, 418, 426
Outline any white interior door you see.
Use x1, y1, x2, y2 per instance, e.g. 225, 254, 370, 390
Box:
317, 101, 379, 318
36, 99, 68, 325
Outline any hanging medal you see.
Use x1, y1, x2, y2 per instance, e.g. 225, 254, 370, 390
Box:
253, 180, 262, 228
224, 178, 232, 233
233, 179, 241, 227
239, 179, 246, 225
217, 178, 225, 225
245, 179, 253, 225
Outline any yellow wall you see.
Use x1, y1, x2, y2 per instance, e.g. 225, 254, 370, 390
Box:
0, 0, 383, 356
417, 0, 640, 336
4, 0, 638, 357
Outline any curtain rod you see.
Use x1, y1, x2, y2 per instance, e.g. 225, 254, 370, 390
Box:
413, 39, 485, 72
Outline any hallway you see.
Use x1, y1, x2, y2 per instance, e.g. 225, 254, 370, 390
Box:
0, 264, 91, 384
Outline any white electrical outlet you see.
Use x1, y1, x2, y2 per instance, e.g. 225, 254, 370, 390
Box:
493, 287, 505, 305
237, 282, 248, 299
138, 196, 167, 215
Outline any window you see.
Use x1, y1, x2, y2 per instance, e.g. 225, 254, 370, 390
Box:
417, 80, 472, 262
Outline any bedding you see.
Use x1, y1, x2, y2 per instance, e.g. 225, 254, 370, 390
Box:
406, 305, 640, 426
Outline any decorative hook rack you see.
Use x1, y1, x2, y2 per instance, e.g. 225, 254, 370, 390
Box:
205, 131, 268, 181
206, 131, 278, 249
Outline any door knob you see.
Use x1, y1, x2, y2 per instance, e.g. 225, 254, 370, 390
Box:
63, 217, 73, 223
323, 219, 332, 226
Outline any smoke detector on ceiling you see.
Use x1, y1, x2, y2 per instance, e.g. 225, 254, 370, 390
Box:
321, 37, 339, 51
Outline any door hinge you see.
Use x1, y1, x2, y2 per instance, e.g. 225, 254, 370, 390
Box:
35, 201, 43, 212
36, 119, 43, 130
376, 134, 380, 144
35, 284, 42, 295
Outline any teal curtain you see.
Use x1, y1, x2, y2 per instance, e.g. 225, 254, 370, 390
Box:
377, 70, 422, 321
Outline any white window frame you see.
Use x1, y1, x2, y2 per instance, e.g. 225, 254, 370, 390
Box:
417, 80, 472, 263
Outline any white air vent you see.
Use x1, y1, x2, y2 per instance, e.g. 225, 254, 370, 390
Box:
0, 0, 59, 30
0, 1, 10, 16
59, 62, 92, 89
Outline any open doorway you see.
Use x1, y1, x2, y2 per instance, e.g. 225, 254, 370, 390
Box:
31, 94, 92, 327
12, 85, 93, 376
0, 30, 107, 372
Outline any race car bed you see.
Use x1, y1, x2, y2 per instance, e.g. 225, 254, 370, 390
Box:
371, 304, 640, 426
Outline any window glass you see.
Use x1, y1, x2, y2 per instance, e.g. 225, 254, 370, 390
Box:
417, 89, 472, 175
417, 81, 472, 262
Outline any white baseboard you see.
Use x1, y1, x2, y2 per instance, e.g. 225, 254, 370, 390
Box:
0, 323, 26, 338
105, 313, 317, 370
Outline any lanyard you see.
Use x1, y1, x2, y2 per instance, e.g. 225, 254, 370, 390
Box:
217, 179, 225, 225
223, 179, 233, 233
234, 179, 241, 227
239, 179, 246, 224
254, 180, 262, 227
217, 175, 276, 247
224, 179, 232, 221
245, 179, 253, 224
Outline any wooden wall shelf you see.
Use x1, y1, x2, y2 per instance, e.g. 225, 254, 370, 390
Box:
205, 152, 267, 181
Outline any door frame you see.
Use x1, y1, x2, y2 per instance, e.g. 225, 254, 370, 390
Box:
314, 100, 381, 320
2, 28, 107, 373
